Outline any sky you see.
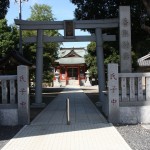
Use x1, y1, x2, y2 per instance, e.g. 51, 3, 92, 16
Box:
6, 0, 90, 48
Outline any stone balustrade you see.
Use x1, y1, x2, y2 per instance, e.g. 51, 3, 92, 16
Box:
0, 65, 30, 125
107, 63, 150, 124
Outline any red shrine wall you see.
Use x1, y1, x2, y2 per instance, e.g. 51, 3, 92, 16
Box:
54, 64, 86, 86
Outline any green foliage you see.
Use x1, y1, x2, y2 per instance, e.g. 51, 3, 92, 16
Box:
23, 4, 60, 83
70, 0, 148, 40
29, 3, 55, 21
103, 42, 119, 64
0, 19, 19, 57
43, 70, 54, 84
84, 42, 97, 77
85, 42, 119, 77
0, 0, 10, 19
70, 0, 150, 71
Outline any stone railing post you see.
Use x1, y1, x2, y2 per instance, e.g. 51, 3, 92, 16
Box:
107, 63, 119, 123
17, 65, 30, 125
54, 70, 60, 87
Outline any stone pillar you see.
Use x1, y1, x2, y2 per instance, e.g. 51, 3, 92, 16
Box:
33, 29, 45, 107
96, 28, 105, 102
107, 63, 119, 123
119, 6, 132, 73
84, 70, 91, 86
2, 80, 8, 104
10, 79, 16, 104
54, 70, 60, 87
17, 65, 30, 125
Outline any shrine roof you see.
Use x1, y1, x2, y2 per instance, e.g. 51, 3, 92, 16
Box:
0, 50, 32, 67
55, 57, 85, 65
58, 47, 87, 58
137, 53, 150, 66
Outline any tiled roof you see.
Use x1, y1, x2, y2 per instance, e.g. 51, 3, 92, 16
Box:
55, 57, 85, 64
137, 53, 150, 66
55, 47, 86, 65
58, 47, 87, 58
0, 50, 32, 66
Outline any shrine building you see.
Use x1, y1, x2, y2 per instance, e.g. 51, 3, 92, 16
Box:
54, 47, 87, 86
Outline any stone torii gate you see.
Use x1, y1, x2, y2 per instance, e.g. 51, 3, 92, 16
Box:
15, 18, 120, 107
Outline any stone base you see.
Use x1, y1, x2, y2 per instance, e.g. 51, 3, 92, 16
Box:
120, 106, 150, 124
0, 108, 18, 126
53, 81, 61, 87
84, 81, 91, 87
95, 101, 102, 107
31, 103, 46, 108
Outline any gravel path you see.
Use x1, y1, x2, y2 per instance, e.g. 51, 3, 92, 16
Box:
115, 124, 150, 150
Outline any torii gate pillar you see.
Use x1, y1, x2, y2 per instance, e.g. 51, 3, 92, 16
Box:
96, 28, 105, 102
32, 29, 45, 107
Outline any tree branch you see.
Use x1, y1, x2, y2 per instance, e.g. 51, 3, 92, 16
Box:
142, 0, 150, 16
141, 23, 150, 34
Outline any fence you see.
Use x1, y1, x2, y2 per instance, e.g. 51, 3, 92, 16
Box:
0, 75, 17, 105
107, 63, 150, 124
0, 65, 30, 125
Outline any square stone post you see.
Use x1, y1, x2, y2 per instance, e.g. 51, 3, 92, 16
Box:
119, 6, 132, 73
108, 63, 119, 123
17, 65, 30, 125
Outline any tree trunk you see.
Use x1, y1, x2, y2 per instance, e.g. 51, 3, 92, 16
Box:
142, 0, 150, 33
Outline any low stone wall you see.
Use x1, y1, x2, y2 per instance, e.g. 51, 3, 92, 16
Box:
0, 104, 18, 126
0, 65, 30, 126
120, 106, 150, 124
102, 95, 150, 124
60, 80, 66, 86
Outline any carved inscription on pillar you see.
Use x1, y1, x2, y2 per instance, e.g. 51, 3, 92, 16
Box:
108, 63, 119, 123
17, 65, 30, 125
119, 6, 132, 73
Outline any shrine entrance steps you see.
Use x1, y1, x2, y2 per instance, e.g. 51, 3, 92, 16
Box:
67, 79, 79, 85
2, 85, 131, 150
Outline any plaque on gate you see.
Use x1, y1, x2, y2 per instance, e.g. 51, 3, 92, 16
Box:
64, 20, 75, 38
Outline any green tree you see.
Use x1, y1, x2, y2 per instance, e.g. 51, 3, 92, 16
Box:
0, 0, 10, 19
29, 3, 55, 21
141, 0, 150, 33
85, 42, 97, 77
85, 42, 119, 78
70, 0, 150, 68
23, 4, 60, 82
70, 0, 148, 43
0, 19, 19, 57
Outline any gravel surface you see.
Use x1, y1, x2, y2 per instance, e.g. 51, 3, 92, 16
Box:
115, 124, 150, 150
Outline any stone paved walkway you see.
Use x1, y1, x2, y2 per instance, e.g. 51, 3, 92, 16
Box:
2, 86, 132, 150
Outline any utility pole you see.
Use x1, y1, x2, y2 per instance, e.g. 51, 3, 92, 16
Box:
15, 0, 28, 55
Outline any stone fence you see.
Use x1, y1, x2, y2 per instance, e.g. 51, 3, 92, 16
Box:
0, 65, 30, 125
105, 63, 150, 124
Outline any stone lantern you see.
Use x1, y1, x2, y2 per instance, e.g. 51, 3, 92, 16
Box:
84, 70, 91, 86
54, 70, 60, 87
